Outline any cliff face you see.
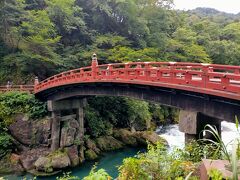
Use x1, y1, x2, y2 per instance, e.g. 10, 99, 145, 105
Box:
1, 114, 166, 176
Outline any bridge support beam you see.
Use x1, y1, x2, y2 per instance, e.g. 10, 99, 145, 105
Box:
48, 98, 86, 152
51, 110, 61, 151
179, 110, 221, 144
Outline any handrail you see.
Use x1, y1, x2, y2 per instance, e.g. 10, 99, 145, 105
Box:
34, 61, 240, 101
0, 85, 34, 93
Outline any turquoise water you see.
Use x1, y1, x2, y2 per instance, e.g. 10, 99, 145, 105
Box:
4, 147, 144, 180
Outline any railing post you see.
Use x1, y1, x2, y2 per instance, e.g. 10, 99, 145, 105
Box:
91, 53, 98, 79
221, 74, 229, 91
124, 63, 129, 79
107, 64, 113, 78
34, 76, 39, 93
201, 64, 210, 88
169, 62, 176, 82
144, 62, 151, 81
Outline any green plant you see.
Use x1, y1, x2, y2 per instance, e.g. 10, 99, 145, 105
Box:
0, 92, 47, 128
0, 132, 12, 158
83, 166, 112, 180
118, 142, 197, 180
202, 116, 240, 179
208, 169, 223, 180
57, 172, 79, 180
177, 140, 221, 162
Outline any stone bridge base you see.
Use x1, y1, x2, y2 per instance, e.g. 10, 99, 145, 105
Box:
179, 110, 221, 143
48, 99, 86, 152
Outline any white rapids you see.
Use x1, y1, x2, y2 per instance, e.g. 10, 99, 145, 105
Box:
157, 121, 240, 152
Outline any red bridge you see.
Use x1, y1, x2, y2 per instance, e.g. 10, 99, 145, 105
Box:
34, 59, 240, 101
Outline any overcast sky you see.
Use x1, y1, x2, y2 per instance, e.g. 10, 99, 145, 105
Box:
174, 0, 240, 14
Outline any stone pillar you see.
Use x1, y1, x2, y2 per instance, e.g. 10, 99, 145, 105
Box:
76, 98, 86, 162
51, 111, 61, 151
179, 110, 221, 143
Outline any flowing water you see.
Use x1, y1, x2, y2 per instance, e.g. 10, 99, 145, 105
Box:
4, 121, 239, 179
156, 121, 240, 152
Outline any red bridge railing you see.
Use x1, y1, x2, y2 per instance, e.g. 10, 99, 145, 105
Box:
0, 85, 34, 93
34, 59, 240, 101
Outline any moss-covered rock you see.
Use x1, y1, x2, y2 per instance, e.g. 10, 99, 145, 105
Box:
34, 157, 52, 172
113, 129, 138, 146
96, 136, 123, 151
0, 154, 24, 175
65, 146, 80, 167
135, 131, 168, 146
34, 150, 71, 173
85, 139, 101, 154
85, 149, 98, 160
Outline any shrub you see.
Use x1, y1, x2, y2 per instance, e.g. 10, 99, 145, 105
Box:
0, 92, 47, 128
83, 166, 111, 180
118, 142, 197, 180
0, 132, 12, 158
85, 107, 113, 138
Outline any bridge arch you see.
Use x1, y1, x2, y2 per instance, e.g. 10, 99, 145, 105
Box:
36, 82, 240, 122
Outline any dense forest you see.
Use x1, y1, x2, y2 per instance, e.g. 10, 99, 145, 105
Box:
0, 0, 240, 84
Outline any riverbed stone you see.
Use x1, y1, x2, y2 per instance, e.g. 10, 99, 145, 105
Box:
34, 157, 51, 172
85, 149, 98, 160
86, 139, 100, 154
65, 146, 80, 167
96, 136, 123, 151
113, 129, 138, 146
135, 131, 168, 146
51, 153, 71, 169
20, 147, 50, 170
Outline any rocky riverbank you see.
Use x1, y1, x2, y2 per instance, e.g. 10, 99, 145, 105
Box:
0, 114, 167, 176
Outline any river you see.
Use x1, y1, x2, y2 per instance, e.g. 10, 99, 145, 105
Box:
4, 121, 239, 179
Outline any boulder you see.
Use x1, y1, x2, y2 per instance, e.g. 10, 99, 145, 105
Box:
85, 149, 98, 160
34, 157, 51, 172
0, 154, 24, 175
9, 115, 51, 146
60, 127, 76, 147
20, 147, 50, 170
79, 146, 85, 163
51, 153, 71, 169
96, 136, 123, 151
86, 139, 100, 154
65, 146, 80, 167
113, 129, 138, 146
34, 150, 71, 173
60, 119, 80, 147
135, 131, 168, 146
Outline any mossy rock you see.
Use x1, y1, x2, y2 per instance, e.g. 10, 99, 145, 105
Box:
85, 149, 98, 160
0, 154, 24, 175
95, 136, 124, 151
135, 131, 168, 146
34, 149, 71, 173
113, 129, 138, 146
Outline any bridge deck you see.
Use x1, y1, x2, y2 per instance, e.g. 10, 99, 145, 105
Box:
34, 62, 240, 101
